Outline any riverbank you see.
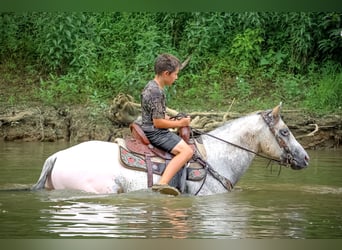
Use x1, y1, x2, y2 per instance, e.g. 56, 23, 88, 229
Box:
0, 100, 341, 150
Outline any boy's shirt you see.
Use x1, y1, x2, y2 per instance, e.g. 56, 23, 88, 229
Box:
141, 80, 166, 132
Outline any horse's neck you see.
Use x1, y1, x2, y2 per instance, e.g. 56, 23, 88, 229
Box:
201, 114, 263, 185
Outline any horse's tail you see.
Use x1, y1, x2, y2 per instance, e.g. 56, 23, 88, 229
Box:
31, 154, 57, 191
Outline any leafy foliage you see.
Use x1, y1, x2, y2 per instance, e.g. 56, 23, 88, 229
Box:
229, 28, 264, 75
1, 12, 341, 113
304, 62, 342, 112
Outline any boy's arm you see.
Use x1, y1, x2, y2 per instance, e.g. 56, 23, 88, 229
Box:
153, 116, 190, 129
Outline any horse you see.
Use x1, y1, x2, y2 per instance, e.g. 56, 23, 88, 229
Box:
32, 104, 309, 196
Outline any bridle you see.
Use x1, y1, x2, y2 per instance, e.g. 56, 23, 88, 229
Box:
259, 110, 294, 166
189, 110, 294, 194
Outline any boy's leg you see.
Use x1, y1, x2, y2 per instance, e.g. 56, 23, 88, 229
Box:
158, 140, 193, 185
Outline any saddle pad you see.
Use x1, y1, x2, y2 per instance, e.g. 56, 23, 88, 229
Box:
187, 165, 207, 181
119, 146, 164, 175
119, 146, 207, 181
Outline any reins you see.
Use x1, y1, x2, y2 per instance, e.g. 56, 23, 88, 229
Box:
173, 111, 290, 195
172, 112, 282, 164
190, 127, 282, 164
189, 126, 284, 195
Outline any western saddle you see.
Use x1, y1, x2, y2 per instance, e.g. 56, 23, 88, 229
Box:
124, 122, 195, 188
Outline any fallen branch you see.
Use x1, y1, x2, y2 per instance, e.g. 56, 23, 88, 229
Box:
297, 123, 319, 139
0, 110, 35, 126
108, 93, 234, 128
180, 55, 191, 70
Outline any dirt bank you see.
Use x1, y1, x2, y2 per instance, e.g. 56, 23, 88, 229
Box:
0, 101, 341, 150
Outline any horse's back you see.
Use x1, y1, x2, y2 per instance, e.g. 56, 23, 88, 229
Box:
50, 141, 122, 193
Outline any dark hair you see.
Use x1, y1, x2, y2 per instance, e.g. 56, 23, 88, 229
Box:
154, 54, 181, 75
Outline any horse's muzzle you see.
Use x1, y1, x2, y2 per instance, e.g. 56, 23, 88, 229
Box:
290, 153, 310, 170
281, 150, 309, 170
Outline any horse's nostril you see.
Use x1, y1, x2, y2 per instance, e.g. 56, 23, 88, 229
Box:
304, 155, 310, 166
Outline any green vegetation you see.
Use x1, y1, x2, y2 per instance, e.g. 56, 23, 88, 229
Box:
0, 12, 341, 114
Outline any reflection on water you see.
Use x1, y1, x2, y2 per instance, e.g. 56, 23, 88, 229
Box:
36, 186, 342, 239
38, 191, 248, 239
37, 190, 197, 238
0, 141, 341, 238
43, 201, 139, 238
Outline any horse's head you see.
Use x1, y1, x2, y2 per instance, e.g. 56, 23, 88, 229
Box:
260, 103, 309, 170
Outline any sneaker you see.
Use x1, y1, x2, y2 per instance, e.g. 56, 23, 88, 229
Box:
152, 184, 180, 196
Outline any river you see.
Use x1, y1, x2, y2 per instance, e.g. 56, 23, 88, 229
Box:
0, 141, 341, 239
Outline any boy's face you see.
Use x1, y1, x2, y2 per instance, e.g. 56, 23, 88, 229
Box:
163, 67, 179, 86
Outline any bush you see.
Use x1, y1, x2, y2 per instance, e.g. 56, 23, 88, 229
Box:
1, 12, 341, 113
304, 62, 342, 112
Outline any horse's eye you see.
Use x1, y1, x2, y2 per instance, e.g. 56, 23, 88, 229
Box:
279, 128, 289, 137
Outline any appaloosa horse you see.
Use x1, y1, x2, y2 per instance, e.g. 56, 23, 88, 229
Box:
32, 104, 309, 196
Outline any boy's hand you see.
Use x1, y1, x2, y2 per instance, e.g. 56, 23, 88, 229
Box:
180, 116, 191, 127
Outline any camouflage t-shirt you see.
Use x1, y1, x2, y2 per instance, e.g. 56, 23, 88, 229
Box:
141, 80, 166, 131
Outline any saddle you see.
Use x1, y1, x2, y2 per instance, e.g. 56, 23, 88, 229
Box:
127, 122, 194, 158
119, 122, 207, 192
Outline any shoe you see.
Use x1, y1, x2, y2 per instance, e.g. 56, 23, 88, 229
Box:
152, 184, 180, 196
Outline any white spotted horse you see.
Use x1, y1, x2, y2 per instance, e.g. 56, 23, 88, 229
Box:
32, 103, 309, 196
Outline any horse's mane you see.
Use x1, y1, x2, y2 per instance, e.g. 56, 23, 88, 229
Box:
212, 110, 263, 134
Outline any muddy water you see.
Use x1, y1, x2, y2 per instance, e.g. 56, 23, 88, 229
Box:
0, 141, 341, 238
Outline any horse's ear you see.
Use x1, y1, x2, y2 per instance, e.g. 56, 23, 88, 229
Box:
271, 102, 282, 122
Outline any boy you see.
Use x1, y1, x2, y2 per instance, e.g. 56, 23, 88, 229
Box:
141, 54, 194, 196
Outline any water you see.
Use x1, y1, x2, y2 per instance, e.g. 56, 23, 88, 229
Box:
0, 141, 341, 238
